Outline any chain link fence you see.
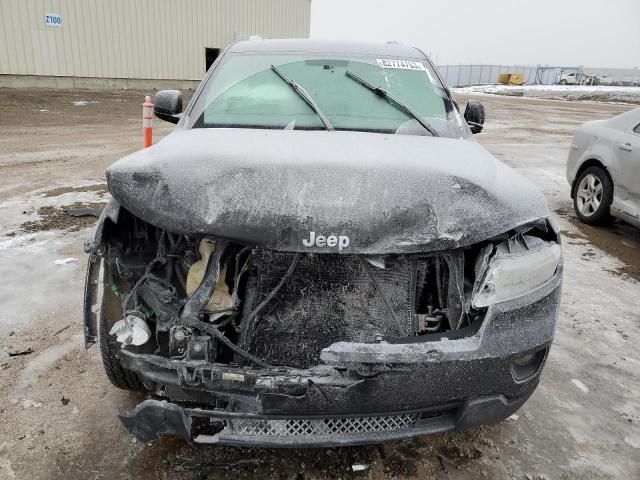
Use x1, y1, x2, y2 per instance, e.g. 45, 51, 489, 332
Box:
437, 64, 640, 87
437, 65, 545, 87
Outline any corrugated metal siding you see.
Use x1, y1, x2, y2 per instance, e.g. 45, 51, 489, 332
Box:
0, 0, 311, 80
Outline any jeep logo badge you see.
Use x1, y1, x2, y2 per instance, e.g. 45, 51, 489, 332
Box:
302, 231, 350, 251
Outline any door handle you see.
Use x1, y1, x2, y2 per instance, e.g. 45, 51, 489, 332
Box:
618, 143, 633, 152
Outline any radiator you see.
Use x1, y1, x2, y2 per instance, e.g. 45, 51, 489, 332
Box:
238, 251, 415, 368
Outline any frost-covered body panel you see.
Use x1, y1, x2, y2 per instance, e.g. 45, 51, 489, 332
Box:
107, 129, 548, 253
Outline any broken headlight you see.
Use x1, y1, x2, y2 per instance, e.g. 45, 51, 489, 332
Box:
472, 235, 561, 308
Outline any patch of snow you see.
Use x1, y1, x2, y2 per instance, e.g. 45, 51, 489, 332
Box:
71, 100, 99, 106
21, 399, 42, 409
624, 435, 640, 449
453, 84, 640, 105
455, 84, 640, 94
571, 378, 590, 393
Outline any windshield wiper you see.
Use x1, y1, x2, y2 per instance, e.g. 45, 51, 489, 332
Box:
270, 64, 334, 131
344, 70, 439, 137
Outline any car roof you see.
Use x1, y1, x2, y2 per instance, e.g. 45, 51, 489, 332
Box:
227, 39, 427, 60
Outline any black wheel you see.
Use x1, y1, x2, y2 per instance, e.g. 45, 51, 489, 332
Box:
559, 79, 567, 85
573, 166, 613, 225
99, 261, 144, 391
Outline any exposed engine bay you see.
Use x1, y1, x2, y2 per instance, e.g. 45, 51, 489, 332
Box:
99, 209, 472, 370
87, 206, 559, 377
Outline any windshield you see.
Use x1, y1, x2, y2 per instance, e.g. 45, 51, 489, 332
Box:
189, 52, 466, 138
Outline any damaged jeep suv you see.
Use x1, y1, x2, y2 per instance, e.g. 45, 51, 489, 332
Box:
83, 40, 562, 446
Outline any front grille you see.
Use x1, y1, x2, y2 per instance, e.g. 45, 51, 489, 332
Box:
230, 413, 419, 437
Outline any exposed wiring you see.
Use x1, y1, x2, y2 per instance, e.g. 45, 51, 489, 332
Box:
182, 316, 272, 368
245, 253, 300, 327
241, 253, 301, 348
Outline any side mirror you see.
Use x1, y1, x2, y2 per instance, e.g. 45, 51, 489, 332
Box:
464, 100, 485, 134
154, 90, 183, 124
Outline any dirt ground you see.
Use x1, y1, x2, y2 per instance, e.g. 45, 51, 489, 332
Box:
0, 88, 638, 480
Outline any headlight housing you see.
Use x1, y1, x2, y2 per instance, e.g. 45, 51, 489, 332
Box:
472, 235, 562, 308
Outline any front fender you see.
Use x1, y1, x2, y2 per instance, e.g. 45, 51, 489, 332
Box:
83, 198, 121, 348
90, 198, 121, 249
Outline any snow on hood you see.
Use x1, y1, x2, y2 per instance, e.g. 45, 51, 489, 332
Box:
106, 128, 549, 254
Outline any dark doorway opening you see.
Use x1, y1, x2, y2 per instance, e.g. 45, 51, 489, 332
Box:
205, 48, 220, 72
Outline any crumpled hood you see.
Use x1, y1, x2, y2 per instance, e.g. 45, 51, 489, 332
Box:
106, 128, 549, 253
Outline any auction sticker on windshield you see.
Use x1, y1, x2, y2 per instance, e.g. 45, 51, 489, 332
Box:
377, 59, 426, 71
377, 59, 434, 82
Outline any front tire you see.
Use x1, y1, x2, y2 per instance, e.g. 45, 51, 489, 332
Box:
99, 261, 144, 391
573, 166, 613, 225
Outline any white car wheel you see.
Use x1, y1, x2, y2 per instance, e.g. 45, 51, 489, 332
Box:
573, 166, 613, 225
575, 173, 603, 217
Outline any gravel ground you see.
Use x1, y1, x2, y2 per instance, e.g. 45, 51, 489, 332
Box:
0, 89, 638, 480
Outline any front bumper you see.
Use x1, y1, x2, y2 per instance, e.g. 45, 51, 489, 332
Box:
121, 392, 533, 446
117, 277, 561, 446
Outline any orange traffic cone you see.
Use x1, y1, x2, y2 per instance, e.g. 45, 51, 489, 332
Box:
143, 95, 153, 147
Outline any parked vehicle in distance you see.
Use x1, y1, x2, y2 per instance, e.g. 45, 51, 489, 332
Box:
567, 107, 640, 227
84, 39, 562, 446
558, 72, 600, 86
559, 71, 578, 85
583, 75, 600, 86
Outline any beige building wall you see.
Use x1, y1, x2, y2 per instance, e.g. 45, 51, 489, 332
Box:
0, 0, 311, 83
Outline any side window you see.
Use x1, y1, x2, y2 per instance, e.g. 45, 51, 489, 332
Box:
634, 123, 640, 135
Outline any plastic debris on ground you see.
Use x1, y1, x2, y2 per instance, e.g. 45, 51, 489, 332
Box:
54, 257, 78, 265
